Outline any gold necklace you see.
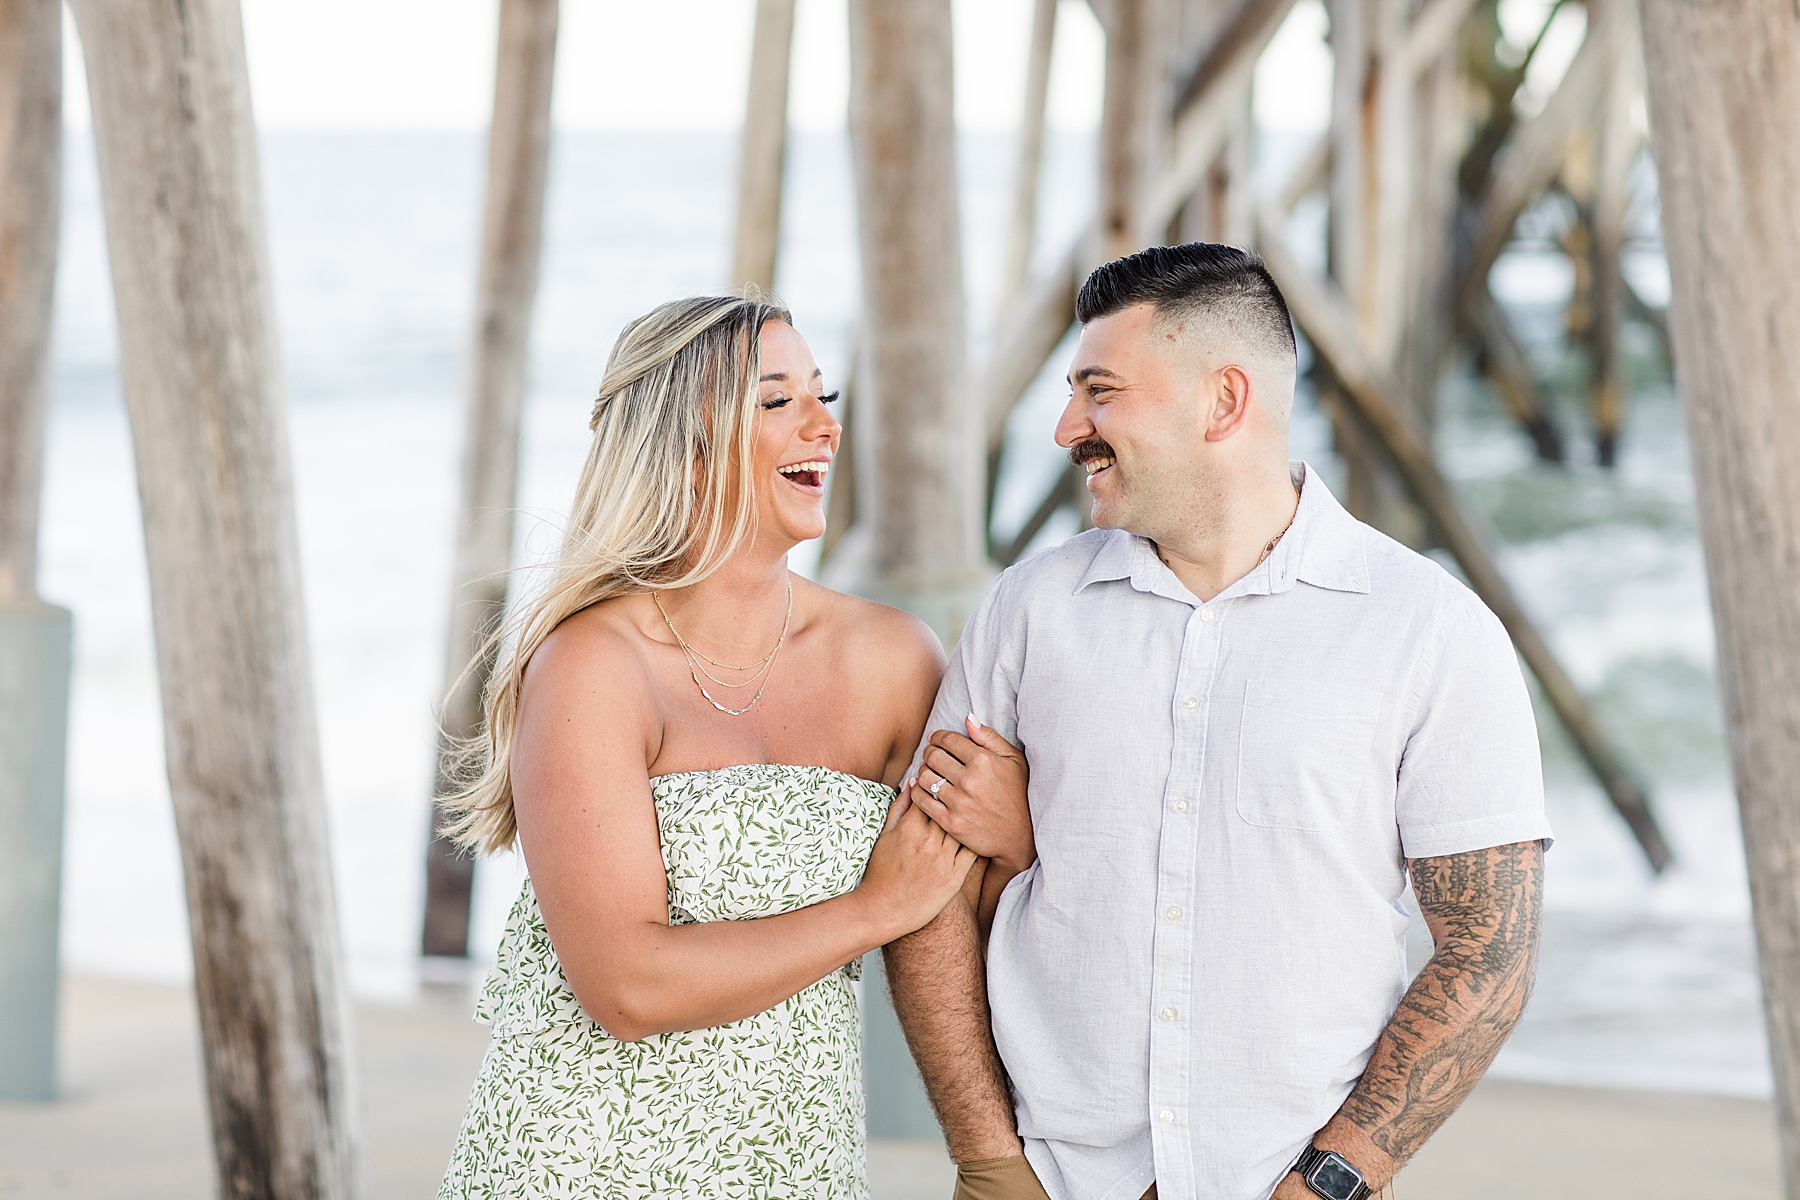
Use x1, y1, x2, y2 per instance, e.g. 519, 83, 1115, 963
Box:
652, 581, 793, 716
1256, 486, 1304, 566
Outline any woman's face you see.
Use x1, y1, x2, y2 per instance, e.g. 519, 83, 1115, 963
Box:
751, 320, 841, 546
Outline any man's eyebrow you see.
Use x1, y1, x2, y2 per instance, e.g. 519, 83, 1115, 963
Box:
1070, 365, 1124, 383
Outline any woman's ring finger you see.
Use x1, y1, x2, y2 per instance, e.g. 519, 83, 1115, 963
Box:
928, 775, 948, 797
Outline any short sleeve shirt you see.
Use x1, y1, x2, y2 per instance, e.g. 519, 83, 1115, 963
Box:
912, 463, 1551, 1200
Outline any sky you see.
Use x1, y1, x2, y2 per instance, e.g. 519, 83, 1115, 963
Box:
59, 0, 1340, 134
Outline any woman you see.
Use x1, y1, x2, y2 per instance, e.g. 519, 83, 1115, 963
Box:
438, 294, 978, 1199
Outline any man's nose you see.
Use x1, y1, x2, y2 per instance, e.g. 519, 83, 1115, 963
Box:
1054, 396, 1090, 449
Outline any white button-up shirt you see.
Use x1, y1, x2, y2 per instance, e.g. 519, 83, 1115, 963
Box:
913, 463, 1551, 1200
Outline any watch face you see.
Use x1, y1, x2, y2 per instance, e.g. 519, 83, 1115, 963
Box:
1306, 1153, 1363, 1200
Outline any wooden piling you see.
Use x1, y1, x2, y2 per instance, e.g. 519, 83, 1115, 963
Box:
729, 0, 795, 293
0, 0, 60, 603
67, 1, 363, 1194
423, 0, 560, 961
1098, 0, 1170, 262
1586, 0, 1639, 468
848, 0, 989, 1135
1326, 0, 1423, 542
1173, 0, 1252, 247
999, 0, 1058, 317
1638, 2, 1800, 1183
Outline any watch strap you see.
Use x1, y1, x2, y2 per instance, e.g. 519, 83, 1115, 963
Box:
1291, 1145, 1371, 1200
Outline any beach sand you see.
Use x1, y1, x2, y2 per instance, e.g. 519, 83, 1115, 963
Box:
0, 975, 1776, 1200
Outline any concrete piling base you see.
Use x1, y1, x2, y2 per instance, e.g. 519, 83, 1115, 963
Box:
0, 599, 73, 1102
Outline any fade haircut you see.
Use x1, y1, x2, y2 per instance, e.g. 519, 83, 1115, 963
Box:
1076, 242, 1297, 367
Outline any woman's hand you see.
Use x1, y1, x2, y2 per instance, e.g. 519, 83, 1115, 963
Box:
854, 791, 981, 941
909, 716, 1034, 877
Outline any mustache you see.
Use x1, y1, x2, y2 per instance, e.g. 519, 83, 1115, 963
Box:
1068, 437, 1116, 467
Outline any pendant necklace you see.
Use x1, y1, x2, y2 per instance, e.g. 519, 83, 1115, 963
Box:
652, 581, 793, 717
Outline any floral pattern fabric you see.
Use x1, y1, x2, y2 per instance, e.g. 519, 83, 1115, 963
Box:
439, 763, 892, 1200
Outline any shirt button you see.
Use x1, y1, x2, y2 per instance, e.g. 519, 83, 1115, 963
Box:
1199, 607, 1215, 623
1165, 906, 1182, 920
1172, 798, 1189, 814
1159, 1109, 1176, 1123
1160, 1006, 1178, 1021
1181, 696, 1198, 711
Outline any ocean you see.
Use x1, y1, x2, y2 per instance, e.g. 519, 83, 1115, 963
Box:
38, 129, 1766, 1097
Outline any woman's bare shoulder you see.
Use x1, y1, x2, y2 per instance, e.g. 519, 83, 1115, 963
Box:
796, 576, 945, 684
522, 596, 662, 720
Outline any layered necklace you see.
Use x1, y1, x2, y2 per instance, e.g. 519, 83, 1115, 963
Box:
652, 580, 793, 717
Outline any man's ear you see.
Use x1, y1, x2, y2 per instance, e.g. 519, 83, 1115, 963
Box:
1204, 364, 1254, 442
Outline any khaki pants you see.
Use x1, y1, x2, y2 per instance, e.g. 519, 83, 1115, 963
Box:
950, 1155, 1397, 1200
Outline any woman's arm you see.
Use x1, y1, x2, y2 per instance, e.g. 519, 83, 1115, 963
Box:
512, 617, 974, 1043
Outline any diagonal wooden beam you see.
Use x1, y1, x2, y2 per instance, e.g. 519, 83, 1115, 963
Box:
1456, 18, 1611, 316
1465, 285, 1567, 462
1258, 207, 1671, 872
997, 464, 1083, 567
1403, 0, 1483, 74
1150, 0, 1300, 229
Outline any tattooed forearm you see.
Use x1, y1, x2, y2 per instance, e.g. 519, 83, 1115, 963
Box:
1331, 841, 1544, 1173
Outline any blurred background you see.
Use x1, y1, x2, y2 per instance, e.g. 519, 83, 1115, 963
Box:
14, 0, 1770, 1192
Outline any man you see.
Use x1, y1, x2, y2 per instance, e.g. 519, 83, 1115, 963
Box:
888, 243, 1549, 1200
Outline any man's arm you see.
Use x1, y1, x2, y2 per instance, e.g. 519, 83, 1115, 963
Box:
883, 863, 1024, 1163
1276, 839, 1544, 1196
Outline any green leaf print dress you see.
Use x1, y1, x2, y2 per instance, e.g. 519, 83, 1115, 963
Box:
439, 763, 892, 1200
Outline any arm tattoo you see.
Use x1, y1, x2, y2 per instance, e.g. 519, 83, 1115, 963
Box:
1337, 840, 1544, 1165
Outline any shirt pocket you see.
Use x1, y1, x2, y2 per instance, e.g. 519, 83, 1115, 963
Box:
1235, 677, 1381, 831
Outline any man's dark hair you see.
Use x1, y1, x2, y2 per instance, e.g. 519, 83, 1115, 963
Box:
1075, 242, 1297, 365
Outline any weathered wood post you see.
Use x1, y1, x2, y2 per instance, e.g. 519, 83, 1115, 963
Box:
1325, 0, 1422, 543
1098, 0, 1170, 262
999, 0, 1057, 317
66, 1, 363, 1194
729, 0, 795, 293
847, 0, 990, 1138
422, 0, 560, 962
1173, 0, 1251, 248
1638, 4, 1800, 1187
0, 0, 72, 1105
1397, 44, 1462, 428
1587, 0, 1639, 467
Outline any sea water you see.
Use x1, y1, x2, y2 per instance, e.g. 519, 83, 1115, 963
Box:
39, 130, 1766, 1097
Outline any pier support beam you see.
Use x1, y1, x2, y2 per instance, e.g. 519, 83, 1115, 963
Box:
69, 1, 363, 1193
846, 0, 990, 1137
422, 0, 559, 963
729, 0, 795, 293
1639, 3, 1800, 1188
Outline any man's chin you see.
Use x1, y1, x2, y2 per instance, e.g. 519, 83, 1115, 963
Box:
1086, 500, 1126, 531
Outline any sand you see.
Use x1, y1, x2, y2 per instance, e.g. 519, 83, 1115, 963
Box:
0, 975, 1778, 1199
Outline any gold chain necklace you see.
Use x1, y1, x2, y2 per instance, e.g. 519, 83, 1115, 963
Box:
652, 581, 793, 716
1255, 485, 1304, 566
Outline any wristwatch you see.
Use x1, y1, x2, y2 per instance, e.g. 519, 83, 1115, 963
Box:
1291, 1145, 1370, 1200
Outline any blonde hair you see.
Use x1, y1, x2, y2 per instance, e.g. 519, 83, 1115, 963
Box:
442, 293, 792, 853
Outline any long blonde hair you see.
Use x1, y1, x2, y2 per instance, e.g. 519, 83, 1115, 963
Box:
442, 293, 791, 853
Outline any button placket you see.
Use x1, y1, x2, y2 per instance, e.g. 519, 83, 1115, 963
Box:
1149, 604, 1220, 1194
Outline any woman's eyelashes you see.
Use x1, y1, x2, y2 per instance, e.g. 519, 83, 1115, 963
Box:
759, 390, 841, 411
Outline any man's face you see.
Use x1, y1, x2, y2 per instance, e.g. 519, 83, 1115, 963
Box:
1055, 304, 1206, 535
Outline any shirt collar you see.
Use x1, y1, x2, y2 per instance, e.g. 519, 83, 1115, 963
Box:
1072, 461, 1370, 599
